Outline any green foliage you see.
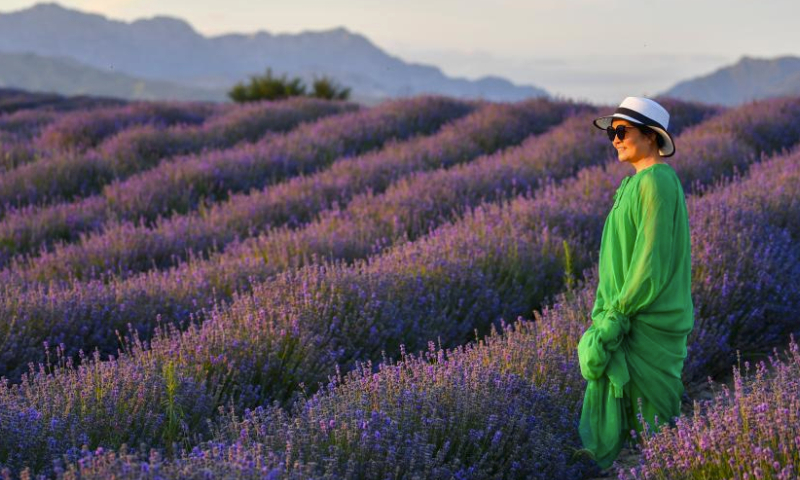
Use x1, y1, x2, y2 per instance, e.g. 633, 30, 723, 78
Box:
228, 68, 306, 102
228, 68, 351, 103
161, 360, 186, 454
311, 75, 351, 100
562, 239, 575, 292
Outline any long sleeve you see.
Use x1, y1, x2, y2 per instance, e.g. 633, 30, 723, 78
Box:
604, 172, 676, 326
578, 309, 630, 396
577, 308, 630, 468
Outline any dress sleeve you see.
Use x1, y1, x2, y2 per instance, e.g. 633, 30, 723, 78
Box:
605, 172, 677, 325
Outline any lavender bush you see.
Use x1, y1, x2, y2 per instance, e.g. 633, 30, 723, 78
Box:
26, 262, 600, 479
0, 156, 792, 476
0, 110, 65, 172
0, 342, 215, 475
0, 96, 469, 264
86, 95, 470, 222
682, 146, 800, 384
161, 124, 775, 414
92, 97, 357, 177
697, 95, 800, 155
619, 334, 800, 480
0, 109, 60, 138
9, 100, 587, 283
0, 99, 733, 449
0, 97, 728, 381
0, 132, 36, 174
646, 96, 724, 134
62, 335, 581, 480
0, 99, 353, 218
0, 281, 593, 479
0, 89, 66, 115
32, 101, 219, 152
0, 88, 123, 115
1, 96, 799, 479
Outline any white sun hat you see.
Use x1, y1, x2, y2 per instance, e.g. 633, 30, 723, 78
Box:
592, 96, 676, 157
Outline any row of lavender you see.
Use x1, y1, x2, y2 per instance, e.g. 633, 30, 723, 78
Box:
0, 97, 771, 382
56, 108, 800, 480
0, 96, 476, 264
4, 99, 588, 283
0, 95, 771, 383
0, 100, 223, 174
6, 97, 715, 273
33, 101, 222, 152
0, 102, 147, 173
0, 95, 792, 388
0, 97, 586, 378
0, 94, 792, 446
3, 100, 800, 478
36, 313, 800, 479
0, 88, 125, 116
44, 312, 800, 479
0, 109, 66, 172
0, 98, 361, 217
131, 95, 798, 408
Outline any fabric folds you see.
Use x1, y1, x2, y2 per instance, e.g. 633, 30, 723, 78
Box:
577, 163, 694, 470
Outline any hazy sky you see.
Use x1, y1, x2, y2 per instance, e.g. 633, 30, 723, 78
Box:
3, 0, 799, 104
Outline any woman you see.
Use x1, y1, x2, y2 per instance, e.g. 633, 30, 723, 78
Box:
574, 97, 694, 470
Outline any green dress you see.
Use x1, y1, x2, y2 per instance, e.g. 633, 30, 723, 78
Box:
577, 162, 694, 469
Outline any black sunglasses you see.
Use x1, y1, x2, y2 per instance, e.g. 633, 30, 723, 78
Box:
606, 124, 640, 142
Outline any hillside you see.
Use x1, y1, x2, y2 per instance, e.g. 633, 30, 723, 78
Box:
0, 51, 225, 101
0, 2, 549, 102
660, 55, 800, 106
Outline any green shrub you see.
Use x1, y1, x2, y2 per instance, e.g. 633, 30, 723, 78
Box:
229, 69, 351, 102
311, 75, 351, 100
228, 68, 307, 102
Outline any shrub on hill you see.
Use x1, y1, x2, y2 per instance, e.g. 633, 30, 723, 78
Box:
228, 68, 351, 102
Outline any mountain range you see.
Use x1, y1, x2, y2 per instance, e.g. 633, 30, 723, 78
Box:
660, 55, 800, 106
1, 3, 799, 106
0, 51, 223, 101
0, 3, 547, 104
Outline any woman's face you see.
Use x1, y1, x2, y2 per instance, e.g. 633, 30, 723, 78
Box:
610, 119, 658, 164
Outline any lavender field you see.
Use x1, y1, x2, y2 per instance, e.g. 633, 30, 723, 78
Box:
0, 90, 798, 480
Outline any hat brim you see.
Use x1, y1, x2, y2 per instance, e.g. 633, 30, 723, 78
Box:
593, 113, 675, 157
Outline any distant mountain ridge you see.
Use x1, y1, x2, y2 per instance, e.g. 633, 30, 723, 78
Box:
0, 2, 548, 103
660, 55, 800, 106
0, 51, 225, 101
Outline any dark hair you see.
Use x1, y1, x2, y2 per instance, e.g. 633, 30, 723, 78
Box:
636, 124, 665, 148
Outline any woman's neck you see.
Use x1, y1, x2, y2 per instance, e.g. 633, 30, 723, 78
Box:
629, 155, 665, 174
